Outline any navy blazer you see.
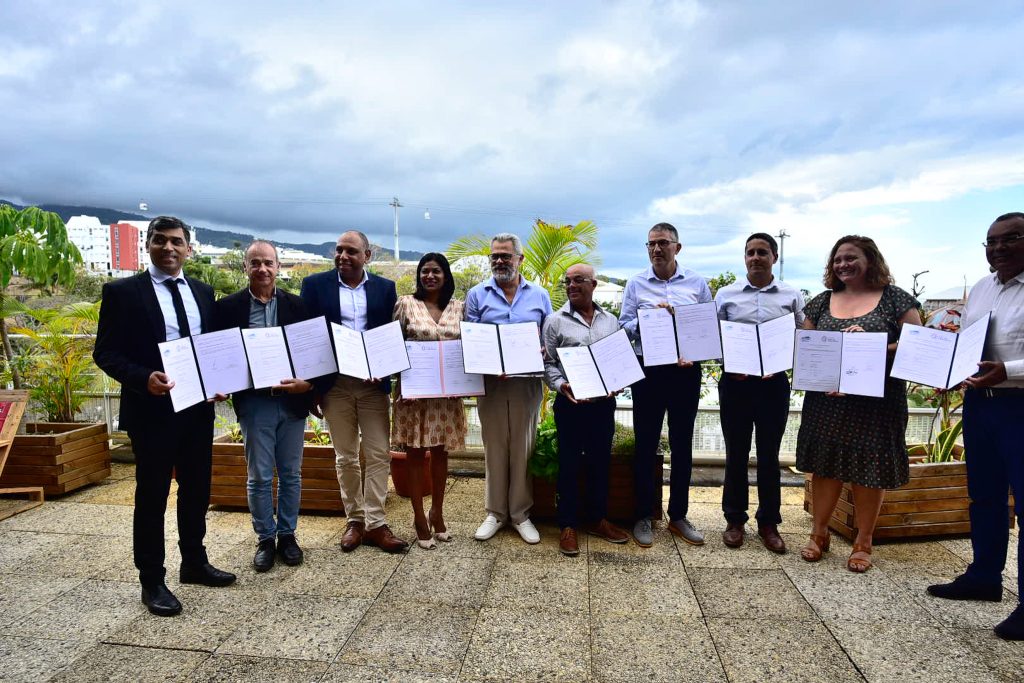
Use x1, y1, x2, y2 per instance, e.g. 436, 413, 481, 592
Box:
93, 271, 216, 432
299, 269, 398, 393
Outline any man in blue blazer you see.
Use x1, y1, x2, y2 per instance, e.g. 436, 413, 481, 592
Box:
300, 230, 407, 553
93, 216, 236, 617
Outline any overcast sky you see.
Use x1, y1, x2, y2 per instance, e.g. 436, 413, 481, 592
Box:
3, 1, 1022, 296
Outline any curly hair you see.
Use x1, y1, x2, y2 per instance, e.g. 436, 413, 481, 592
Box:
823, 235, 894, 291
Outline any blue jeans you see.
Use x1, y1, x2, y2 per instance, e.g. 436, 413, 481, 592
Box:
235, 393, 306, 541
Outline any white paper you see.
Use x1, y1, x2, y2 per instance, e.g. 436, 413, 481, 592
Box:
283, 316, 338, 380
191, 327, 252, 399
590, 329, 645, 393
556, 346, 607, 400
364, 320, 411, 379
637, 307, 679, 366
838, 332, 888, 397
891, 324, 957, 388
757, 312, 797, 376
400, 341, 444, 398
497, 322, 544, 375
158, 337, 205, 412
792, 330, 843, 392
241, 326, 294, 389
460, 321, 504, 375
331, 322, 370, 380
947, 313, 990, 387
674, 302, 723, 362
720, 320, 762, 376
439, 340, 485, 397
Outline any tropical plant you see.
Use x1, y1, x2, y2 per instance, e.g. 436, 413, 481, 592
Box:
0, 205, 84, 387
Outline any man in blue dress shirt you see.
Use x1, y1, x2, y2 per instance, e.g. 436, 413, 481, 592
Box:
619, 223, 711, 548
465, 232, 552, 544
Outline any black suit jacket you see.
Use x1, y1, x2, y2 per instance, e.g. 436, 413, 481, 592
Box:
299, 269, 399, 394
214, 287, 316, 417
93, 271, 216, 432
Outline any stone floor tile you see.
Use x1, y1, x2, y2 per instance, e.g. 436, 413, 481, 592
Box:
461, 606, 590, 682
781, 486, 809, 506
321, 663, 458, 682
826, 621, 1000, 683
678, 530, 782, 569
774, 532, 854, 573
108, 461, 136, 480
0, 573, 84, 627
292, 513, 348, 548
688, 567, 816, 620
773, 504, 814, 534
706, 617, 863, 683
215, 593, 370, 661
954, 627, 1024, 683
187, 654, 329, 682
5, 579, 142, 641
0, 635, 94, 683
785, 564, 938, 625
63, 478, 137, 507
492, 520, 582, 557
94, 534, 238, 586
0, 531, 132, 579
591, 613, 726, 683
589, 553, 700, 617
378, 553, 493, 608
274, 547, 402, 598
0, 501, 134, 536
483, 552, 589, 612
583, 524, 681, 561
50, 643, 210, 682
336, 600, 477, 675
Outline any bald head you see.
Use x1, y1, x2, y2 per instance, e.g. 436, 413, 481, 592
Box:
564, 263, 598, 312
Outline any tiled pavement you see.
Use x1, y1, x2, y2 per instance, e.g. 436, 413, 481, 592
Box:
0, 462, 1021, 682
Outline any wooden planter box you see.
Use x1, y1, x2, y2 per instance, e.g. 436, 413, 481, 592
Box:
210, 433, 344, 513
532, 459, 663, 522
0, 422, 111, 496
803, 460, 1015, 541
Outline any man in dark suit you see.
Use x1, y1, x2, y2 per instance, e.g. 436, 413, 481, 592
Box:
93, 216, 236, 617
300, 230, 407, 553
216, 240, 315, 572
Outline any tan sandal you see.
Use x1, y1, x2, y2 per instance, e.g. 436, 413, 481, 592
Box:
800, 533, 831, 562
847, 543, 872, 573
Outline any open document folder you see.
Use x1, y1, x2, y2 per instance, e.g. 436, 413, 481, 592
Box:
556, 329, 645, 400
240, 316, 339, 389
401, 340, 486, 398
719, 313, 796, 377
890, 313, 990, 389
637, 302, 722, 366
330, 320, 411, 381
792, 331, 888, 398
460, 321, 545, 375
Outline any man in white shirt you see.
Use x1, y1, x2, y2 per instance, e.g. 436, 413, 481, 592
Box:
927, 212, 1024, 641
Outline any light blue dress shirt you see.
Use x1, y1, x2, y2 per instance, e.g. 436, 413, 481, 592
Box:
337, 271, 369, 332
714, 276, 806, 326
618, 264, 712, 354
464, 276, 553, 325
148, 265, 202, 340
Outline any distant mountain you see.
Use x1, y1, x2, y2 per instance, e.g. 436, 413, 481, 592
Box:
1, 200, 422, 261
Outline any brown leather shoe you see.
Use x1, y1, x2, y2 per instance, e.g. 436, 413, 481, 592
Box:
559, 528, 579, 556
362, 524, 409, 554
758, 524, 786, 554
722, 523, 745, 548
583, 519, 630, 544
340, 521, 364, 553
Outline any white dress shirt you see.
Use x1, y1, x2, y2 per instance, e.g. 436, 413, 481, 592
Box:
338, 271, 369, 332
962, 270, 1024, 387
715, 276, 806, 326
148, 265, 201, 340
618, 264, 712, 355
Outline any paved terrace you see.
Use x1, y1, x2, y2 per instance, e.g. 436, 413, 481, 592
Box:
0, 464, 1020, 683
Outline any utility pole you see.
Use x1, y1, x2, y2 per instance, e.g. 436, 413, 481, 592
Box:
389, 196, 402, 263
777, 229, 790, 280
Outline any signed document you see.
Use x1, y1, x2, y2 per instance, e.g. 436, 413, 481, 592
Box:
460, 321, 544, 375
191, 327, 251, 399
331, 320, 411, 381
283, 316, 337, 380
674, 302, 723, 362
891, 313, 990, 389
241, 326, 294, 389
158, 336, 205, 412
556, 329, 645, 400
792, 330, 887, 397
637, 308, 680, 366
400, 340, 485, 398
719, 313, 796, 377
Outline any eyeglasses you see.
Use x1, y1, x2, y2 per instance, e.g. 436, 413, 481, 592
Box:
562, 276, 594, 287
982, 234, 1024, 248
248, 259, 277, 268
645, 239, 677, 250
489, 253, 516, 262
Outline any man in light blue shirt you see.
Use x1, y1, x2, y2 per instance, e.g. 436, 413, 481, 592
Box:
465, 232, 552, 544
619, 222, 711, 548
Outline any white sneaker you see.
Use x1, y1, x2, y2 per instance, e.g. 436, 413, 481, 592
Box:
474, 514, 503, 541
513, 518, 541, 544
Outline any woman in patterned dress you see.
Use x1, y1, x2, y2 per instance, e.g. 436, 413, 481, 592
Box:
392, 253, 468, 549
796, 236, 922, 572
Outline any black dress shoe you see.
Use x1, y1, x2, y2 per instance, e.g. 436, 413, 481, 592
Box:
180, 562, 237, 587
277, 534, 304, 566
253, 538, 276, 573
927, 574, 1002, 602
995, 605, 1024, 641
141, 583, 182, 617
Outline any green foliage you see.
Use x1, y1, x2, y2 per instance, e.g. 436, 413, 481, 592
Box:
610, 422, 635, 457
454, 263, 487, 301
0, 205, 82, 292
220, 248, 245, 273
394, 271, 416, 297
707, 271, 737, 297
66, 268, 110, 303
306, 418, 331, 445
182, 259, 247, 298
215, 412, 243, 443
907, 385, 965, 462
527, 412, 559, 482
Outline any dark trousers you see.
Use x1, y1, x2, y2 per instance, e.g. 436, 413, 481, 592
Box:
554, 394, 616, 529
632, 362, 701, 521
718, 373, 790, 526
962, 390, 1024, 596
128, 402, 214, 587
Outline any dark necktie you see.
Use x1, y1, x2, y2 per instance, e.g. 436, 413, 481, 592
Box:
165, 278, 192, 338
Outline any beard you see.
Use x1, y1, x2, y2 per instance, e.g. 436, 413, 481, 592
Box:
492, 266, 517, 284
